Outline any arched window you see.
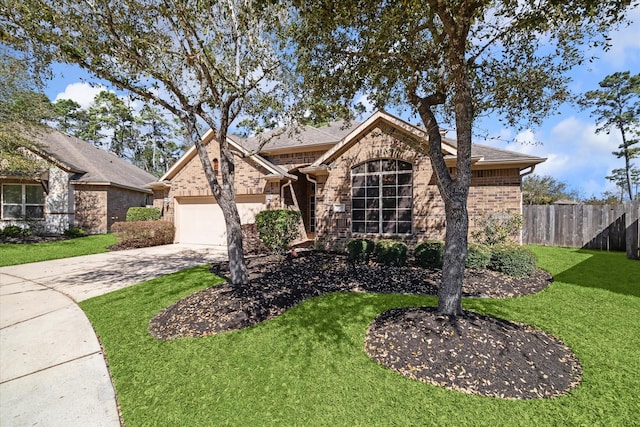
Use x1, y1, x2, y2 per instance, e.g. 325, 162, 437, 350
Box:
351, 159, 412, 234
212, 158, 220, 176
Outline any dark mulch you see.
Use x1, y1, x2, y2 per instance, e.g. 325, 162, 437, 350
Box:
148, 251, 578, 399
0, 234, 69, 244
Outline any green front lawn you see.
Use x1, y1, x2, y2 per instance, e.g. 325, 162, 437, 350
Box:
80, 247, 640, 426
0, 234, 117, 266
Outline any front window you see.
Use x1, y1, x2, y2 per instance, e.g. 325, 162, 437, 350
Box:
351, 159, 412, 234
1, 184, 45, 220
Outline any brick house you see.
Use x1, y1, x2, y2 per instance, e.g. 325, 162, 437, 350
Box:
1, 128, 157, 234
151, 111, 546, 246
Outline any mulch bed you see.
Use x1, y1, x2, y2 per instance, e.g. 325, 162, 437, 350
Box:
148, 251, 581, 399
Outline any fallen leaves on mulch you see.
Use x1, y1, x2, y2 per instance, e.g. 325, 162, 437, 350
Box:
147, 251, 580, 400
365, 307, 582, 399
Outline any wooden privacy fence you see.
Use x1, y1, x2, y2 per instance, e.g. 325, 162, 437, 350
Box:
523, 201, 640, 259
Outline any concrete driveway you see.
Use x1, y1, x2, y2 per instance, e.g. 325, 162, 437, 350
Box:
0, 244, 227, 427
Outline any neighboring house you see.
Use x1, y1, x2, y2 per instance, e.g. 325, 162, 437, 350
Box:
151, 111, 546, 247
1, 128, 157, 234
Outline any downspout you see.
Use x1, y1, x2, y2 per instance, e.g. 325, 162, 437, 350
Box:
305, 173, 318, 236
518, 165, 537, 244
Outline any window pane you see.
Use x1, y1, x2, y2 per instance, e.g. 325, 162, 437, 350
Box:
352, 176, 365, 187
382, 221, 396, 234
398, 197, 412, 208
366, 175, 379, 186
398, 185, 412, 197
398, 209, 412, 221
382, 209, 397, 221
352, 164, 366, 174
366, 198, 378, 209
382, 159, 396, 171
25, 185, 44, 204
2, 185, 22, 204
365, 222, 379, 233
366, 187, 379, 197
366, 210, 379, 221
352, 222, 365, 233
352, 187, 365, 197
352, 210, 365, 221
382, 186, 396, 197
382, 174, 396, 186
2, 205, 22, 219
382, 198, 396, 208
367, 160, 380, 173
398, 173, 412, 185
25, 205, 44, 219
352, 199, 365, 209
397, 222, 412, 234
398, 161, 412, 171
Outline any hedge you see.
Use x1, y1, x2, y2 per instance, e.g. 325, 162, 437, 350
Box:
111, 221, 175, 249
466, 243, 492, 270
414, 240, 445, 268
347, 238, 376, 263
374, 239, 408, 267
488, 244, 537, 277
255, 209, 302, 254
126, 207, 161, 222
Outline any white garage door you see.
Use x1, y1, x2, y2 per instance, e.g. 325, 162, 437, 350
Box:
175, 196, 266, 246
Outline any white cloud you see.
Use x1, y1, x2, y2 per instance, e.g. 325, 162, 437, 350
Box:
54, 82, 106, 109
603, 7, 640, 68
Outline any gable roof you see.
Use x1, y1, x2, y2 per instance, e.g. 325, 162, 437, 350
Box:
158, 111, 546, 186
158, 128, 296, 184
32, 128, 156, 193
239, 120, 360, 154
307, 111, 545, 171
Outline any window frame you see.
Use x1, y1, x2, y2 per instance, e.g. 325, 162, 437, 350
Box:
1, 183, 45, 220
351, 159, 413, 235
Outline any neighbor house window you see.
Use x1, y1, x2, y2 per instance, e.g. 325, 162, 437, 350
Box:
351, 159, 412, 234
1, 184, 45, 220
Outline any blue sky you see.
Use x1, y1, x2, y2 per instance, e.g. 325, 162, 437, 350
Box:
43, 8, 640, 199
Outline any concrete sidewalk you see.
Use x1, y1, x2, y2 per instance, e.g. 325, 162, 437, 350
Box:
0, 244, 227, 426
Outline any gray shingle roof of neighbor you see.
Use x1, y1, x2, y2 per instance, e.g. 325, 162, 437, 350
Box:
32, 128, 157, 192
239, 120, 361, 152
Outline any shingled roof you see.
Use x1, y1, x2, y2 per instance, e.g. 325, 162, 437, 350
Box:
239, 120, 360, 153
32, 128, 157, 192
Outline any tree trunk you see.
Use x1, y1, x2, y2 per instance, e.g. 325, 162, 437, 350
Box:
438, 196, 467, 315
185, 113, 248, 286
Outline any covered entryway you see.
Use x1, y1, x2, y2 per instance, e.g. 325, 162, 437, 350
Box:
175, 195, 266, 245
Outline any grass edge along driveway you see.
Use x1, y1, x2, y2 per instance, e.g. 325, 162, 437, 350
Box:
0, 234, 117, 267
80, 247, 640, 426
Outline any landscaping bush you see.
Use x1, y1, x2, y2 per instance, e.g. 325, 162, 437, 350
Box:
466, 242, 492, 269
471, 211, 523, 246
414, 240, 444, 268
488, 244, 537, 277
1, 225, 26, 238
374, 239, 408, 267
255, 209, 302, 254
111, 221, 175, 249
347, 238, 376, 263
63, 227, 88, 238
126, 207, 161, 222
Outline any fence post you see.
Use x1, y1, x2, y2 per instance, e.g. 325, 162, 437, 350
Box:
626, 201, 640, 260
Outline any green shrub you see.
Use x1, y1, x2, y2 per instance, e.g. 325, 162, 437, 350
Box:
374, 239, 408, 267
255, 209, 302, 254
414, 240, 444, 268
347, 238, 376, 263
63, 227, 88, 238
126, 207, 161, 222
488, 244, 537, 277
1, 225, 26, 237
471, 211, 523, 245
111, 221, 175, 249
466, 243, 492, 269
